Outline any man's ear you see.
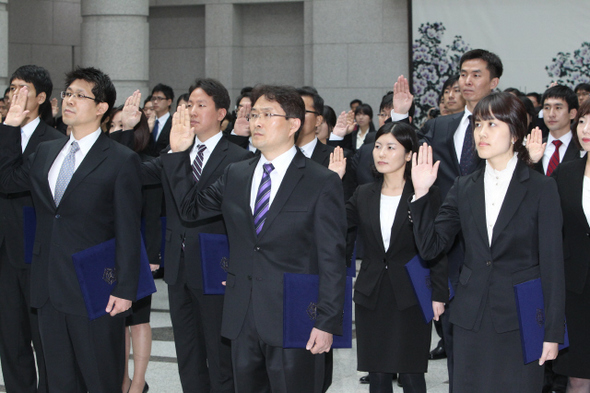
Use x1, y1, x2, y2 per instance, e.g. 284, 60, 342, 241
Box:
217, 108, 227, 122
36, 92, 47, 106
96, 102, 109, 118
288, 118, 302, 138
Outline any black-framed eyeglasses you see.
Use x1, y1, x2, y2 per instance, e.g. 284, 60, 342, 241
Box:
305, 110, 320, 116
377, 113, 389, 118
247, 113, 290, 121
60, 91, 99, 102
151, 96, 168, 102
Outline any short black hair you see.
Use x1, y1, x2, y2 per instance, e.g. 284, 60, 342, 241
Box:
176, 93, 189, 107
236, 92, 251, 108
240, 86, 253, 95
380, 92, 394, 112
373, 121, 418, 180
250, 85, 305, 139
296, 86, 324, 115
541, 85, 579, 111
504, 87, 524, 97
354, 103, 373, 119
322, 105, 337, 132
460, 49, 503, 80
151, 83, 174, 101
188, 78, 230, 111
350, 99, 362, 107
442, 75, 460, 92
64, 67, 116, 123
574, 83, 590, 94
10, 65, 53, 117
526, 92, 541, 105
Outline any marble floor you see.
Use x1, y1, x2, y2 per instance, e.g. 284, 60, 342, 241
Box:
0, 269, 451, 392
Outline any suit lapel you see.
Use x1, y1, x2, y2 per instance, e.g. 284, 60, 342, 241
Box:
198, 137, 228, 188
491, 161, 529, 246
23, 121, 46, 156
567, 156, 590, 232
446, 113, 463, 176
368, 181, 386, 255
385, 181, 413, 256
563, 139, 582, 163
467, 168, 489, 247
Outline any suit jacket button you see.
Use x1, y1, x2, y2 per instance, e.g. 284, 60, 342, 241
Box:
255, 247, 260, 251
55, 214, 60, 219
586, 233, 590, 237
486, 261, 492, 266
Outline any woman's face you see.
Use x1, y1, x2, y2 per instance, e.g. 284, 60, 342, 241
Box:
473, 114, 514, 162
316, 119, 330, 142
577, 113, 590, 152
356, 112, 370, 128
373, 132, 411, 175
109, 111, 123, 133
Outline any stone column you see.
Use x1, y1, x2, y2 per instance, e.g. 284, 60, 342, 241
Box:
81, 0, 149, 105
0, 0, 8, 88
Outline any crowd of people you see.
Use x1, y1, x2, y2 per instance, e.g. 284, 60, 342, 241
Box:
0, 46, 587, 393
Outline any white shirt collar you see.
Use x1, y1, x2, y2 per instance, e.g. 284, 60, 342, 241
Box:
193, 131, 223, 154
259, 145, 297, 171
69, 128, 102, 155
157, 111, 170, 125
547, 130, 572, 146
298, 137, 318, 159
21, 117, 40, 140
485, 152, 519, 180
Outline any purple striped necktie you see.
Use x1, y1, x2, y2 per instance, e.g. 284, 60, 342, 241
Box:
191, 144, 207, 183
253, 163, 274, 236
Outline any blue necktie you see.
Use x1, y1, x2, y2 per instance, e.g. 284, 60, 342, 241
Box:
54, 141, 80, 206
253, 163, 274, 236
152, 119, 160, 141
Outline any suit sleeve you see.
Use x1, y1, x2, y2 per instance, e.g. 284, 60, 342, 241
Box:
422, 186, 449, 302
140, 156, 163, 185
0, 124, 32, 193
314, 172, 347, 335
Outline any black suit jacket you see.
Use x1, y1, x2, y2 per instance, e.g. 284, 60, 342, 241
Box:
533, 137, 581, 175
162, 150, 347, 346
0, 120, 65, 269
0, 127, 142, 317
309, 139, 335, 167
148, 115, 172, 156
552, 156, 590, 294
410, 160, 565, 341
142, 137, 252, 288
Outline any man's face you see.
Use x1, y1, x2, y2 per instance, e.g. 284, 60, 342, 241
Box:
187, 87, 226, 139
61, 79, 104, 128
0, 99, 7, 118
543, 97, 576, 135
351, 102, 360, 111
527, 95, 540, 108
9, 78, 45, 118
151, 91, 171, 117
459, 59, 499, 105
577, 89, 590, 106
378, 108, 390, 128
443, 82, 465, 114
250, 96, 298, 155
300, 95, 322, 139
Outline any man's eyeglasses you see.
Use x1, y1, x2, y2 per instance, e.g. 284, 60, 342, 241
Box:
151, 96, 168, 102
247, 113, 290, 121
60, 91, 99, 102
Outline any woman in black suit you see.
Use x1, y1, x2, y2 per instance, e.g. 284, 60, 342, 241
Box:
552, 99, 590, 393
410, 93, 565, 393
341, 121, 447, 393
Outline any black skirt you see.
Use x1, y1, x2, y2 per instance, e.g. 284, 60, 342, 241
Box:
125, 295, 152, 326
355, 274, 431, 374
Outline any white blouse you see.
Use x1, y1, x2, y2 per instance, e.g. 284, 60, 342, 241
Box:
483, 154, 519, 246
583, 176, 590, 227
380, 193, 402, 252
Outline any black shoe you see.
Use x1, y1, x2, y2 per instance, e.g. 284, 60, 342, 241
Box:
359, 374, 370, 384
143, 382, 149, 393
429, 345, 447, 360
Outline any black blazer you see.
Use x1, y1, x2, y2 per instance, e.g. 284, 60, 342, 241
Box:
309, 139, 335, 167
141, 137, 252, 288
0, 127, 142, 317
0, 120, 65, 269
162, 150, 347, 346
533, 138, 581, 175
347, 180, 447, 310
410, 160, 565, 341
147, 115, 172, 156
552, 156, 590, 294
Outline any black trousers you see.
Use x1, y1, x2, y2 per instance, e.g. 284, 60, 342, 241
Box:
37, 301, 125, 393
0, 244, 47, 393
168, 266, 233, 393
231, 300, 327, 393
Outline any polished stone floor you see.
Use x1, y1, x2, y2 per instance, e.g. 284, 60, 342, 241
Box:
0, 266, 451, 392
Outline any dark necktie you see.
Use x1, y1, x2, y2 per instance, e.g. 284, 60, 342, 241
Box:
54, 141, 80, 206
152, 119, 160, 142
460, 115, 476, 176
191, 144, 207, 183
253, 163, 274, 236
546, 140, 563, 176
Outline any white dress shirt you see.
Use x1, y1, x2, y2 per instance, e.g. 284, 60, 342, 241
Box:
380, 193, 401, 252
154, 111, 170, 141
20, 117, 40, 152
190, 131, 223, 168
541, 131, 572, 174
250, 146, 297, 213
483, 154, 519, 245
48, 128, 102, 198
298, 137, 318, 159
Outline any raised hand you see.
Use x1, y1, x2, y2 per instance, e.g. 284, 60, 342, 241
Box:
328, 146, 347, 179
346, 110, 355, 133
169, 104, 194, 153
233, 102, 251, 136
393, 75, 414, 115
331, 111, 349, 137
525, 127, 546, 164
51, 97, 59, 117
4, 86, 30, 127
147, 110, 156, 132
122, 90, 142, 130
411, 143, 440, 199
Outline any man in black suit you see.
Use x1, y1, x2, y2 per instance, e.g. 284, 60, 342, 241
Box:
0, 67, 142, 392
149, 83, 174, 156
531, 85, 580, 176
162, 85, 347, 393
0, 65, 65, 393
139, 79, 252, 392
296, 87, 335, 166
391, 50, 503, 391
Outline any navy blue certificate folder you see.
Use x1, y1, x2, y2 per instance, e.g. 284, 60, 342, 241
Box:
405, 255, 454, 323
199, 233, 230, 295
513, 278, 569, 364
282, 273, 352, 349
72, 238, 157, 320
23, 206, 36, 264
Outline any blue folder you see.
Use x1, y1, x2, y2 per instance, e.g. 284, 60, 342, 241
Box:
346, 243, 357, 278
199, 233, 230, 295
140, 216, 167, 268
404, 255, 455, 324
23, 206, 36, 264
283, 273, 353, 349
72, 238, 157, 320
513, 278, 569, 364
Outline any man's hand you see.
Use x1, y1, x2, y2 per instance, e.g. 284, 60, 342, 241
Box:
149, 264, 159, 272
328, 146, 347, 179
4, 86, 30, 127
122, 90, 142, 130
169, 104, 194, 152
525, 127, 546, 164
432, 301, 445, 321
331, 111, 349, 137
306, 327, 333, 354
147, 110, 156, 132
233, 102, 251, 137
393, 75, 414, 115
346, 110, 355, 134
539, 342, 559, 365
51, 97, 59, 118
105, 295, 132, 317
